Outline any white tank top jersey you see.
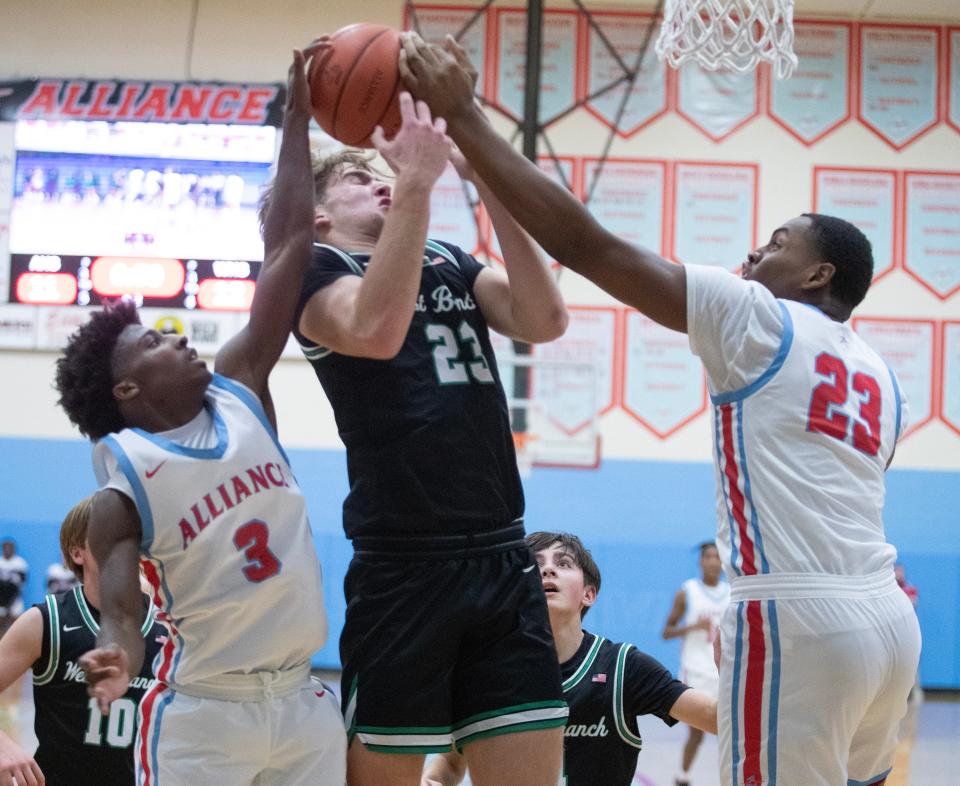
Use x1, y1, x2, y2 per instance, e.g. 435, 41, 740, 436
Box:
686, 265, 907, 581
93, 374, 327, 689
680, 578, 730, 676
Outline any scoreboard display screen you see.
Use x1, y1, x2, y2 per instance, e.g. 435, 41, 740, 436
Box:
6, 118, 275, 311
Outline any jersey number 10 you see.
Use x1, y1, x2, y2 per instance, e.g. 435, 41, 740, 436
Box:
806, 353, 881, 456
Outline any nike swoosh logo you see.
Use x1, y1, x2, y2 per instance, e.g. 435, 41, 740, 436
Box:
62, 624, 82, 632
522, 564, 536, 573
145, 460, 167, 478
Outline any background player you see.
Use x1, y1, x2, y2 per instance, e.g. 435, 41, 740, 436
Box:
266, 85, 570, 784
662, 542, 729, 786
400, 35, 922, 786
0, 496, 164, 786
52, 46, 346, 785
0, 540, 29, 636
421, 531, 718, 786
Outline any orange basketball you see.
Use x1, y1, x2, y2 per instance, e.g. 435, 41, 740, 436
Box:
309, 23, 403, 148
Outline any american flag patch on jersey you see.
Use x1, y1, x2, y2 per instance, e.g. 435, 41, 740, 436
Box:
592, 673, 607, 683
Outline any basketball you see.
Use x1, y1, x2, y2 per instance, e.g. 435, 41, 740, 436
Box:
308, 23, 403, 147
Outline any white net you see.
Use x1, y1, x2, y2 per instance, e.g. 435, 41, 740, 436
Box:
655, 0, 798, 80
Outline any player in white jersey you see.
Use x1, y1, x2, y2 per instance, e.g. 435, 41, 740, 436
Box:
663, 542, 729, 786
397, 35, 923, 786
52, 46, 347, 785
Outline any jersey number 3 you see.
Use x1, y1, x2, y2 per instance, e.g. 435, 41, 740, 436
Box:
806, 353, 881, 456
233, 520, 281, 582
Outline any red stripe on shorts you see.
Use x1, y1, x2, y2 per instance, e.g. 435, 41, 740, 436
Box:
742, 600, 766, 785
138, 682, 164, 786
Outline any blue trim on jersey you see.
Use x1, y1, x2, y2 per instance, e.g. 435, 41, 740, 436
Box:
766, 600, 781, 785
884, 362, 902, 440
711, 301, 794, 405
131, 405, 228, 460
714, 407, 742, 577
102, 436, 156, 551
848, 768, 892, 786
150, 687, 176, 783
736, 402, 769, 574
211, 373, 291, 466
731, 602, 745, 784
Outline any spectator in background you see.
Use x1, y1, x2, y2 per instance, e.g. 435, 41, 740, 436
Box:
0, 540, 28, 636
45, 562, 78, 594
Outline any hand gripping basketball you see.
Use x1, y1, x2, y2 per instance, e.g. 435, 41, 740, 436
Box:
399, 33, 477, 122
370, 92, 451, 187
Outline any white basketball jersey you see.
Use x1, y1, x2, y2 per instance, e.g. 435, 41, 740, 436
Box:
94, 374, 327, 688
687, 265, 905, 580
679, 578, 729, 677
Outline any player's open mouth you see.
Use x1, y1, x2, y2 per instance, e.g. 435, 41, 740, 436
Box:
542, 583, 559, 593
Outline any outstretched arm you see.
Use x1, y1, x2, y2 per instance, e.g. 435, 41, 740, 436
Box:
79, 490, 144, 715
0, 609, 45, 785
670, 689, 718, 735
400, 35, 687, 333
215, 45, 324, 408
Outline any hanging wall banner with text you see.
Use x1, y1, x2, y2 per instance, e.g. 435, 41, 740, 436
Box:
405, 5, 489, 99
949, 28, 960, 135
769, 21, 852, 145
813, 167, 898, 280
493, 9, 579, 123
676, 64, 759, 142
583, 12, 668, 136
582, 158, 668, 254
942, 321, 960, 435
428, 163, 480, 257
853, 317, 937, 436
532, 306, 618, 435
672, 162, 758, 270
621, 310, 705, 438
858, 25, 940, 150
903, 171, 960, 299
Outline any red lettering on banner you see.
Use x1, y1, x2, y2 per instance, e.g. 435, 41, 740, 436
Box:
87, 83, 115, 119
236, 87, 276, 123
114, 83, 143, 120
170, 85, 212, 121
18, 81, 60, 116
133, 85, 172, 120
209, 87, 242, 121
60, 82, 87, 117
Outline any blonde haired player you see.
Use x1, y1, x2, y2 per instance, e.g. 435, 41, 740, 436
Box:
52, 46, 346, 785
663, 542, 729, 786
400, 34, 923, 786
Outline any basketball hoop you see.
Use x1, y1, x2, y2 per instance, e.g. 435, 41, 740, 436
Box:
655, 0, 798, 80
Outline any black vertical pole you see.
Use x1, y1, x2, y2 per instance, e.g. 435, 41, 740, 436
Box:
512, 0, 543, 435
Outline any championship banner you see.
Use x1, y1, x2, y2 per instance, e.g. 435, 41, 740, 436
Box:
942, 321, 960, 436
949, 28, 960, 135
531, 306, 618, 435
853, 317, 937, 437
0, 79, 284, 126
621, 310, 705, 438
903, 171, 960, 299
813, 168, 898, 281
672, 162, 758, 270
676, 64, 759, 142
405, 5, 489, 99
583, 12, 668, 137
493, 9, 579, 123
858, 25, 940, 150
428, 163, 480, 257
582, 158, 667, 254
768, 21, 852, 145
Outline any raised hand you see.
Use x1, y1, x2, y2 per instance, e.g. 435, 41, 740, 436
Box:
286, 37, 329, 117
370, 92, 451, 187
398, 33, 477, 121
79, 643, 131, 715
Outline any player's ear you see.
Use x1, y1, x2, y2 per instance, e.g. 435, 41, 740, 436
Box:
112, 379, 140, 402
581, 584, 598, 610
314, 206, 331, 233
801, 261, 835, 292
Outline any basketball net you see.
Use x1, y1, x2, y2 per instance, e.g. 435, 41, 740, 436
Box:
655, 0, 798, 80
